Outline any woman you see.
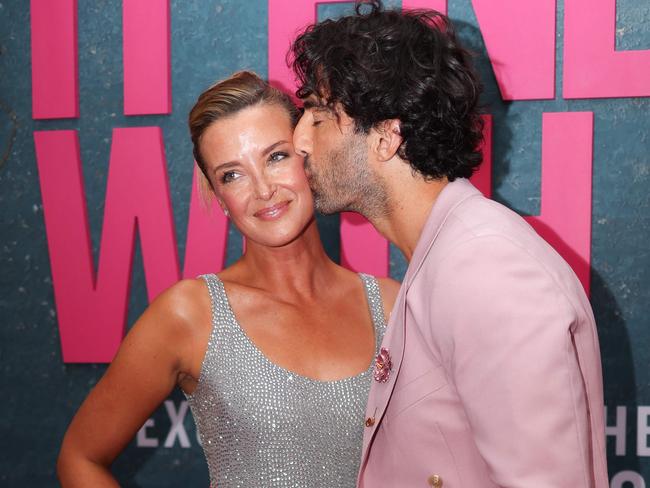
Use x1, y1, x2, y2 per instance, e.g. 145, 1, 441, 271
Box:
57, 71, 400, 487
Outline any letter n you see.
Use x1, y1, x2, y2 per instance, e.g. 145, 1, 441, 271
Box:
34, 127, 180, 362
564, 0, 650, 98
471, 0, 556, 100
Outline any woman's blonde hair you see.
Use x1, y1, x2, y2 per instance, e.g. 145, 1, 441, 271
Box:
188, 71, 300, 200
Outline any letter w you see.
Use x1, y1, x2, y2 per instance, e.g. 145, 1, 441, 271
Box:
34, 128, 179, 363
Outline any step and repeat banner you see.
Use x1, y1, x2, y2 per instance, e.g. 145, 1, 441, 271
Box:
0, 0, 648, 486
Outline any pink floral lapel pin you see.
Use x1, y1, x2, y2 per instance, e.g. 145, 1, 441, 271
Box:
373, 347, 392, 383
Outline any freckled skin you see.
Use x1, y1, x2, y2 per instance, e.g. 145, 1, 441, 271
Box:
200, 104, 315, 248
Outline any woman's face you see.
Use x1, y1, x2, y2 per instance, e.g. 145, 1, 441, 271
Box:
200, 103, 314, 248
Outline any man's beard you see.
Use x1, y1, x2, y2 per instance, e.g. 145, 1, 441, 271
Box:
304, 135, 389, 220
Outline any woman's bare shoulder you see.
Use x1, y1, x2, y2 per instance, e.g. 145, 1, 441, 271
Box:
329, 264, 401, 312
376, 277, 402, 320
135, 278, 211, 340
333, 264, 401, 320
152, 277, 207, 316
376, 276, 401, 294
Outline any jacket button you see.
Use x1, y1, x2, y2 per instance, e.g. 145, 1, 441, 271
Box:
428, 474, 442, 487
364, 417, 375, 427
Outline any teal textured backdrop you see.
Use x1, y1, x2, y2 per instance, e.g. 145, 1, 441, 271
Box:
0, 1, 648, 486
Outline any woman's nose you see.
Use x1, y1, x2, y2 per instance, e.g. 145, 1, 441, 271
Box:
254, 175, 276, 200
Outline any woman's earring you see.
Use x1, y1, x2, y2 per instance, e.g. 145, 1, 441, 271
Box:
223, 208, 230, 217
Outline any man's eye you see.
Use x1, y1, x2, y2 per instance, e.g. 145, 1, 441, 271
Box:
269, 151, 289, 162
312, 120, 322, 127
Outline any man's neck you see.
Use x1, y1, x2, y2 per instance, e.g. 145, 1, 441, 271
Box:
369, 174, 448, 262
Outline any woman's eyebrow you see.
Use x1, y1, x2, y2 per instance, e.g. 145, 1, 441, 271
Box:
212, 161, 239, 174
211, 141, 289, 172
260, 140, 288, 156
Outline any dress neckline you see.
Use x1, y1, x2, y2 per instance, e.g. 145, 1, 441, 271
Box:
214, 273, 381, 385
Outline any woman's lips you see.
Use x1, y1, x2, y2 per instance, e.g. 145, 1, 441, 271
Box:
254, 201, 290, 220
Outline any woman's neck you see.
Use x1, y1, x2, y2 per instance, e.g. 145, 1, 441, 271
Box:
229, 219, 339, 300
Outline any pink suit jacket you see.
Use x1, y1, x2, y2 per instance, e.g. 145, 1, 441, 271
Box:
358, 179, 608, 488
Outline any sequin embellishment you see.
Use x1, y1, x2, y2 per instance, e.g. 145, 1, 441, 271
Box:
185, 273, 387, 488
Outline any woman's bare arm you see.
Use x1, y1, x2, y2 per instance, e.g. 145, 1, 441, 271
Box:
56, 279, 209, 487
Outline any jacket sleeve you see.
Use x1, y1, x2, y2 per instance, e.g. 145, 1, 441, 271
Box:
427, 234, 603, 487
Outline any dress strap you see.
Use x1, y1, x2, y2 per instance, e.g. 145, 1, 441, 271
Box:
199, 273, 234, 330
194, 274, 233, 375
200, 273, 220, 307
358, 273, 387, 351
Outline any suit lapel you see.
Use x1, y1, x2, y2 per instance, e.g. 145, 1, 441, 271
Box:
359, 179, 483, 473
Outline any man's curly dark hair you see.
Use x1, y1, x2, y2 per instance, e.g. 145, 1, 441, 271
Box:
290, 0, 484, 181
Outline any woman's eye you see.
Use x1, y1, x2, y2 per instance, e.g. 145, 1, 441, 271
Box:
269, 151, 289, 163
312, 119, 322, 127
221, 171, 239, 183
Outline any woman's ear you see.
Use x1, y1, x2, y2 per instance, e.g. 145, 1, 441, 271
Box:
372, 119, 403, 162
196, 167, 220, 212
214, 195, 228, 217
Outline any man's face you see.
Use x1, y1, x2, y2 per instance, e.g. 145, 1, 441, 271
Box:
293, 98, 387, 218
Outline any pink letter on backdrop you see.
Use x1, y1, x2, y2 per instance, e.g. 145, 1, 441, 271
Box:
525, 112, 593, 294
402, 0, 447, 14
123, 0, 171, 115
564, 0, 650, 98
35, 127, 180, 363
182, 167, 229, 278
471, 0, 555, 100
470, 114, 493, 198
30, 0, 78, 119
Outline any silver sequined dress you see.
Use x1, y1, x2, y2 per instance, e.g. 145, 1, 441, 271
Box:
186, 273, 386, 487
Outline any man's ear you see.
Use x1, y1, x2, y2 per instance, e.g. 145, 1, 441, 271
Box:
372, 119, 403, 162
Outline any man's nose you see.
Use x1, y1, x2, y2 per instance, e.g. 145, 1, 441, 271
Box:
293, 113, 312, 157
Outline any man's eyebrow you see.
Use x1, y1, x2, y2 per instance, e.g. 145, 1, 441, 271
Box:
302, 99, 319, 110
302, 96, 331, 111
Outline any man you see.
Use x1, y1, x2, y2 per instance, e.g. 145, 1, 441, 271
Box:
290, 1, 608, 487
